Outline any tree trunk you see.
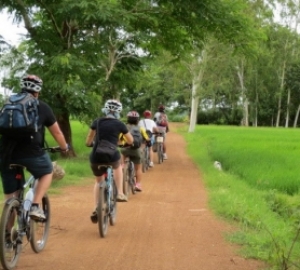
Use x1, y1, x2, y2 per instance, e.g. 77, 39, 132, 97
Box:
236, 59, 248, 126
285, 88, 291, 128
56, 110, 76, 157
276, 57, 286, 128
188, 81, 199, 132
293, 104, 300, 127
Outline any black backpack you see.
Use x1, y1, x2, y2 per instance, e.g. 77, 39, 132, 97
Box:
0, 92, 39, 137
128, 125, 143, 149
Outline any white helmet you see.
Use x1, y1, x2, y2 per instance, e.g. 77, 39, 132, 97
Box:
20, 74, 43, 92
104, 99, 122, 113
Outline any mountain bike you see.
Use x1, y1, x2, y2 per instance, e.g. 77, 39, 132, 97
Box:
96, 165, 117, 238
0, 146, 62, 270
155, 132, 164, 164
142, 144, 150, 173
122, 155, 136, 197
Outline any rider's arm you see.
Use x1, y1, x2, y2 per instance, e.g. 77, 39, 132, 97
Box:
85, 129, 95, 147
123, 131, 133, 145
140, 127, 150, 141
47, 122, 68, 151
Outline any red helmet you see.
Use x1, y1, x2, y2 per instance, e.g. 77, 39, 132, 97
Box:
127, 111, 140, 118
143, 110, 152, 118
158, 104, 165, 112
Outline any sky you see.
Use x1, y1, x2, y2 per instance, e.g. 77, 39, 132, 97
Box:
0, 10, 27, 95
0, 10, 26, 45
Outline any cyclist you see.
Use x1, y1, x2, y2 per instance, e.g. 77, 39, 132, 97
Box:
138, 110, 158, 167
85, 99, 133, 223
0, 74, 69, 221
153, 104, 169, 160
120, 111, 151, 192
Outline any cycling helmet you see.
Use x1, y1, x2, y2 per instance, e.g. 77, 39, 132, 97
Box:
20, 74, 43, 92
143, 110, 152, 118
104, 99, 123, 113
127, 111, 140, 118
158, 104, 165, 112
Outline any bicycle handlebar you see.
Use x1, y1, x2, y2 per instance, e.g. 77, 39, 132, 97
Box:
43, 146, 66, 153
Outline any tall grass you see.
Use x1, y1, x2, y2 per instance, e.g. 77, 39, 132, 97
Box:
180, 125, 300, 269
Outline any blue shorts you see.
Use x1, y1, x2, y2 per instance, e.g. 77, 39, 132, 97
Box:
0, 153, 53, 194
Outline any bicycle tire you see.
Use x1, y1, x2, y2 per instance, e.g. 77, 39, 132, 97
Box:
109, 180, 117, 226
97, 185, 109, 238
142, 150, 146, 173
30, 194, 51, 253
122, 165, 130, 197
145, 147, 150, 171
129, 162, 136, 194
0, 199, 22, 270
157, 143, 163, 164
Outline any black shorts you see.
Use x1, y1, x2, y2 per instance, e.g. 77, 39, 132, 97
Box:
0, 153, 53, 194
90, 160, 120, 177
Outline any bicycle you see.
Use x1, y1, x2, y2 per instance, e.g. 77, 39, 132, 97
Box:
96, 165, 118, 238
0, 146, 62, 270
154, 132, 164, 164
142, 144, 150, 173
120, 146, 136, 198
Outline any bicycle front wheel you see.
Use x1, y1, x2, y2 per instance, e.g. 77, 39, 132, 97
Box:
30, 194, 51, 253
142, 147, 147, 173
97, 185, 109, 238
0, 199, 22, 270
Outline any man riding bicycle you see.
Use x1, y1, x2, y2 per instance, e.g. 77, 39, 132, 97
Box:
138, 110, 158, 167
85, 99, 133, 223
119, 111, 151, 192
153, 104, 169, 160
0, 74, 69, 221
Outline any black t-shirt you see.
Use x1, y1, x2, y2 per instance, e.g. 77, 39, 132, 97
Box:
90, 117, 128, 163
0, 100, 56, 159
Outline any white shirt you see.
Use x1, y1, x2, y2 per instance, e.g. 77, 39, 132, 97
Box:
138, 118, 157, 133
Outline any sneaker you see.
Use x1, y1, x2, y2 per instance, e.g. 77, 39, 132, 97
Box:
117, 194, 128, 202
90, 210, 98, 224
29, 206, 46, 221
149, 161, 154, 167
135, 183, 142, 192
163, 153, 168, 160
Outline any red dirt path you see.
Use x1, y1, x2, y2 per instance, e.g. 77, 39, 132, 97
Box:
15, 123, 265, 270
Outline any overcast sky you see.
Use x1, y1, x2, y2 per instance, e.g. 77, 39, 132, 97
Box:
0, 10, 26, 45
0, 10, 27, 95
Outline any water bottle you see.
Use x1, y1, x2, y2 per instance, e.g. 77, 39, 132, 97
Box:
23, 188, 34, 211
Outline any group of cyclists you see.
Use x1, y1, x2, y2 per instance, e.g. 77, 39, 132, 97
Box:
85, 99, 169, 223
0, 74, 168, 230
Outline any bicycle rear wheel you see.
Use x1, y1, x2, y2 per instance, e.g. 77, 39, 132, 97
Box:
30, 194, 51, 253
157, 143, 163, 164
97, 185, 109, 238
109, 180, 117, 226
142, 147, 148, 173
0, 199, 22, 270
129, 162, 136, 194
122, 165, 130, 197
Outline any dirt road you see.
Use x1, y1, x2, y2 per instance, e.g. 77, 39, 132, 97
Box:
17, 124, 264, 270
